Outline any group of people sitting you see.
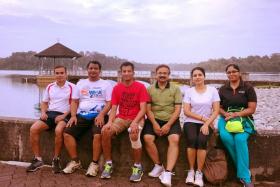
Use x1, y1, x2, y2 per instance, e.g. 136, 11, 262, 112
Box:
26, 61, 257, 187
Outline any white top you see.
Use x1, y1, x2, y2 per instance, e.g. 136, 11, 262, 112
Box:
183, 85, 220, 124
42, 81, 75, 113
73, 79, 112, 117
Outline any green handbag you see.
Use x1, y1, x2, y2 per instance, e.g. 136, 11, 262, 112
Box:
225, 107, 245, 133
225, 116, 244, 133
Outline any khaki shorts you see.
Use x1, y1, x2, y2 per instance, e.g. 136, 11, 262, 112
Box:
111, 117, 144, 135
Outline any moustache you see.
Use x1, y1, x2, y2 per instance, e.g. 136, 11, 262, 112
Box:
159, 76, 166, 79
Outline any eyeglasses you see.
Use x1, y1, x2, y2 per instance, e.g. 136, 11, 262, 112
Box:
226, 70, 239, 75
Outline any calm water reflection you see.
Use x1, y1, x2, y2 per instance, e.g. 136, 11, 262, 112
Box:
0, 71, 42, 119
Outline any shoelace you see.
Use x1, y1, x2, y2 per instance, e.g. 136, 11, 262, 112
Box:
132, 167, 141, 175
104, 164, 112, 172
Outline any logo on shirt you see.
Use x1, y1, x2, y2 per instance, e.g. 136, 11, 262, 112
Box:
89, 89, 102, 98
238, 90, 245, 94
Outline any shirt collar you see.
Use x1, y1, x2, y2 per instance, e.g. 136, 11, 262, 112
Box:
55, 81, 68, 88
155, 81, 170, 89
225, 79, 245, 89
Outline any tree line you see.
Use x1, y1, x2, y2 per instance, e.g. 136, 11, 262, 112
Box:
0, 51, 279, 72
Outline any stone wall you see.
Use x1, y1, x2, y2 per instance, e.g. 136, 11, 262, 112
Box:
0, 116, 279, 182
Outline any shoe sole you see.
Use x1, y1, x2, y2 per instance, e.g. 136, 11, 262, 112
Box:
100, 175, 111, 179
86, 173, 98, 177
130, 172, 144, 182
62, 165, 82, 174
26, 165, 44, 172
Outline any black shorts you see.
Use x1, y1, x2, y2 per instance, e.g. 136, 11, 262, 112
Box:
183, 122, 213, 150
64, 115, 109, 140
39, 111, 70, 130
142, 118, 182, 137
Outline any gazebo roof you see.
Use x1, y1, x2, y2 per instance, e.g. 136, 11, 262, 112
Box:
35, 42, 82, 58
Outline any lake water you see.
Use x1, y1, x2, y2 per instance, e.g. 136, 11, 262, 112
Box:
0, 70, 279, 119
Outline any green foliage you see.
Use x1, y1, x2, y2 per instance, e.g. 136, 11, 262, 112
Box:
0, 51, 279, 72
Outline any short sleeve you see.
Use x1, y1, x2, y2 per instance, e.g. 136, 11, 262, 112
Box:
212, 87, 220, 102
111, 85, 119, 105
139, 84, 150, 103
42, 86, 50, 102
183, 88, 191, 104
247, 85, 257, 102
72, 81, 81, 99
105, 82, 113, 101
174, 86, 182, 105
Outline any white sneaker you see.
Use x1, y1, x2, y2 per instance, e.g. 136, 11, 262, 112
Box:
194, 170, 204, 187
62, 160, 82, 174
86, 162, 99, 177
185, 169, 195, 184
148, 164, 164, 177
159, 171, 172, 187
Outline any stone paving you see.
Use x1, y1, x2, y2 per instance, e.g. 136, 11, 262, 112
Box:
0, 163, 279, 187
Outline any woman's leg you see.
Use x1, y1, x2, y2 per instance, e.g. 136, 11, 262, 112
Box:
218, 117, 237, 164
234, 132, 251, 183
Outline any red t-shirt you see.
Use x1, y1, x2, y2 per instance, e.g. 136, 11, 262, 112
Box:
111, 81, 149, 120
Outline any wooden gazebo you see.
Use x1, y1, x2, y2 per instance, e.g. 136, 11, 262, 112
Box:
35, 42, 82, 75
35, 42, 81, 85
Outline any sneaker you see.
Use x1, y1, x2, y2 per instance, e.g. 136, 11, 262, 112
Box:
100, 163, 113, 179
62, 160, 82, 174
240, 179, 254, 187
148, 164, 164, 177
194, 171, 204, 187
52, 157, 61, 174
159, 171, 173, 187
185, 170, 195, 184
26, 158, 44, 172
86, 162, 99, 177
129, 165, 144, 182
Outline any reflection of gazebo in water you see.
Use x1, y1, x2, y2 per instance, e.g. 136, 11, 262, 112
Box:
35, 42, 81, 84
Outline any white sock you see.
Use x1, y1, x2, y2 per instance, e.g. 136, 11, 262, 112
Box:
106, 160, 112, 165
35, 157, 42, 161
134, 163, 142, 168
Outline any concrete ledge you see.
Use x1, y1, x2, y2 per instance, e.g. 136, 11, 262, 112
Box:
0, 116, 279, 182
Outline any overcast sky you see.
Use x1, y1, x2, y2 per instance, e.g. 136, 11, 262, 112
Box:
0, 0, 280, 63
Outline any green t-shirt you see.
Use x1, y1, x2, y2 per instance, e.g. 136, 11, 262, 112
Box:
148, 82, 182, 121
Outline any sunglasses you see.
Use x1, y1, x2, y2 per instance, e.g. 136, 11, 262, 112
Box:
226, 70, 239, 75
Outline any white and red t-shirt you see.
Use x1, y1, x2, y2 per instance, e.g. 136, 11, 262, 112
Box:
111, 81, 149, 120
42, 81, 75, 113
72, 79, 112, 119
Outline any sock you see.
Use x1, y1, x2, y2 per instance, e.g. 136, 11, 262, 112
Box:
92, 160, 98, 164
166, 170, 172, 173
35, 157, 42, 161
155, 163, 162, 167
53, 156, 59, 160
106, 160, 113, 165
134, 163, 142, 168
72, 157, 79, 162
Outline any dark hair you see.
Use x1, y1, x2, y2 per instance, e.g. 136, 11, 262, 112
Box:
54, 65, 67, 72
191, 67, 205, 77
155, 64, 170, 74
120, 61, 134, 71
87, 60, 102, 70
225, 64, 240, 72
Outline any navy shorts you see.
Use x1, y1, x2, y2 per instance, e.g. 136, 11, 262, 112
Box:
142, 118, 182, 137
40, 111, 70, 130
64, 115, 109, 140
